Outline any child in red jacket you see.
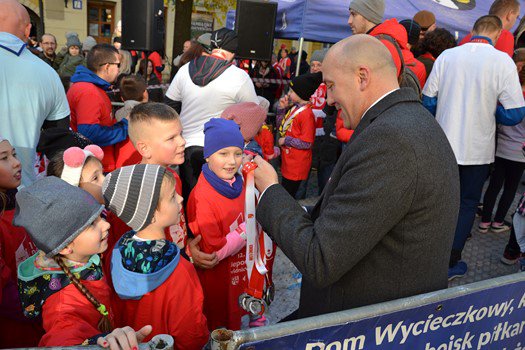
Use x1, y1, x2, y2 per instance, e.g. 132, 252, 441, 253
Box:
0, 137, 43, 348
15, 176, 151, 348
277, 73, 321, 197
187, 118, 248, 331
102, 164, 209, 350
220, 101, 278, 327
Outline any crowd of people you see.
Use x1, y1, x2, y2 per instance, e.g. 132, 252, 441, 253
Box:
2, 0, 525, 348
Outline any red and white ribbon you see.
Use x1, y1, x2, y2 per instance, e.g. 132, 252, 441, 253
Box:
242, 162, 273, 301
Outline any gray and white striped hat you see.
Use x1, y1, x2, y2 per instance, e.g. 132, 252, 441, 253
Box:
102, 164, 166, 232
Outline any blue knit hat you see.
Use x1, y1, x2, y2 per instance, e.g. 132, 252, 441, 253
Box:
203, 118, 244, 158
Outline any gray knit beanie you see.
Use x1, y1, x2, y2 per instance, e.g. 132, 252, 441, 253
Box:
102, 164, 166, 232
349, 0, 385, 25
82, 36, 97, 52
66, 34, 82, 49
14, 176, 104, 257
310, 49, 328, 64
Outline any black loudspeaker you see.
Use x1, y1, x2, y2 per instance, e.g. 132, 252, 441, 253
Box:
235, 0, 277, 61
121, 0, 165, 51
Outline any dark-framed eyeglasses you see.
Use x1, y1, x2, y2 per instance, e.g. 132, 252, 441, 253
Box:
99, 62, 121, 68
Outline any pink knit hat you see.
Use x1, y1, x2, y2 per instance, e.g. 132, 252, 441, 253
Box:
220, 102, 267, 141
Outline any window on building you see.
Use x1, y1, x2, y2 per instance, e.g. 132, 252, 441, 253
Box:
87, 1, 115, 44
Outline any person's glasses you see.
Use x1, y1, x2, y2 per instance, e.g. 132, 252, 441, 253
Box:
99, 62, 121, 68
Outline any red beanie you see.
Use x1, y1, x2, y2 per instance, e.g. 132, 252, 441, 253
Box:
220, 102, 267, 141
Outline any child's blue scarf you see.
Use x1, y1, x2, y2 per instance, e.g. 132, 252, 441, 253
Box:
202, 163, 243, 199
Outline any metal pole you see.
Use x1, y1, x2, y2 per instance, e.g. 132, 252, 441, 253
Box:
39, 0, 45, 34
295, 37, 304, 77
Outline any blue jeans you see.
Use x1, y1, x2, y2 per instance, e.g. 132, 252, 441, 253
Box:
450, 164, 490, 266
294, 174, 310, 200
317, 163, 335, 195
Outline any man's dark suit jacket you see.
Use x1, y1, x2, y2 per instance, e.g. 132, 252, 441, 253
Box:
257, 88, 460, 319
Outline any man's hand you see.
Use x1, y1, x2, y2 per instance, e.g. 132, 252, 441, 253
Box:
188, 235, 219, 269
278, 137, 285, 146
253, 155, 279, 193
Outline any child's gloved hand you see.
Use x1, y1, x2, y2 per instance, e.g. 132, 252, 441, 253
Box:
236, 222, 247, 240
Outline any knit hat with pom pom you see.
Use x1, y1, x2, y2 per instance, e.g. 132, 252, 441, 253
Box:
60, 145, 104, 187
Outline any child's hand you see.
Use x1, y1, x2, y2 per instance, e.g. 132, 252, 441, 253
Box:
279, 95, 290, 109
272, 146, 281, 158
97, 325, 152, 350
236, 222, 247, 240
278, 137, 286, 146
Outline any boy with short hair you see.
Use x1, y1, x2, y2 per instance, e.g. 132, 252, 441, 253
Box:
115, 75, 148, 122
114, 75, 149, 168
128, 102, 188, 249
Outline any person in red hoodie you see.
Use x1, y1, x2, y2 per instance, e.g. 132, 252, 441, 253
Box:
0, 137, 43, 348
460, 0, 520, 57
277, 73, 319, 197
68, 44, 129, 173
348, 0, 427, 88
103, 164, 209, 349
15, 176, 152, 349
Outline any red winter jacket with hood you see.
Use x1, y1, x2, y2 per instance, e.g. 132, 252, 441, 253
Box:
17, 253, 112, 347
369, 19, 427, 88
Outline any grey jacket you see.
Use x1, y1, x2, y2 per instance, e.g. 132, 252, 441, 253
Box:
257, 88, 460, 318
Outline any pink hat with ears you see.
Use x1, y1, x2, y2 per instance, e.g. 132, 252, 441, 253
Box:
60, 145, 104, 187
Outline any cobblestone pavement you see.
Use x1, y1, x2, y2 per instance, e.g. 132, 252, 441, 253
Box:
246, 170, 525, 327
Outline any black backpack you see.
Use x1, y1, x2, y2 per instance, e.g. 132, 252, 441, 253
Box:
375, 34, 422, 98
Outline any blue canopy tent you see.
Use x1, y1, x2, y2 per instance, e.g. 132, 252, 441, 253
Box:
227, 0, 524, 75
227, 0, 523, 43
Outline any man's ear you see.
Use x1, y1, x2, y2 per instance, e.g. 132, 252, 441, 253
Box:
24, 23, 31, 41
507, 10, 517, 22
357, 66, 371, 90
